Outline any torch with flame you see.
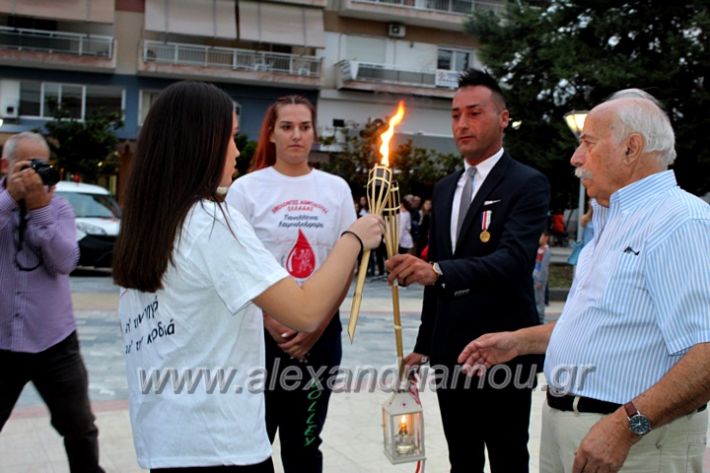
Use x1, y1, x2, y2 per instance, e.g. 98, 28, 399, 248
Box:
347, 101, 406, 342
382, 181, 406, 381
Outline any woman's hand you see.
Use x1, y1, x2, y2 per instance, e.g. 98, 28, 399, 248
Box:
346, 214, 385, 250
263, 314, 296, 344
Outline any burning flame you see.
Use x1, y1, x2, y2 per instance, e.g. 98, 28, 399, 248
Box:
378, 101, 406, 167
398, 415, 408, 435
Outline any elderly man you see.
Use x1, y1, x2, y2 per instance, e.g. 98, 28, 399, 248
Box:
0, 132, 104, 472
458, 94, 710, 473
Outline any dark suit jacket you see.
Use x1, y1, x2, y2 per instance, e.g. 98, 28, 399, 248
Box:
414, 151, 550, 371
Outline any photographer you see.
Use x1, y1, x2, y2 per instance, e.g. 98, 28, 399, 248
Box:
0, 132, 104, 472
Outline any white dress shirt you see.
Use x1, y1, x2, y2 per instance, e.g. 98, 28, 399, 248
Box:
450, 148, 504, 250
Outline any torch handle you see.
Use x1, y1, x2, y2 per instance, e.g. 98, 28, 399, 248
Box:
390, 283, 406, 382
347, 249, 372, 342
383, 211, 406, 383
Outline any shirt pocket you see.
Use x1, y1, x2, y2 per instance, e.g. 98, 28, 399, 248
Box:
599, 245, 646, 316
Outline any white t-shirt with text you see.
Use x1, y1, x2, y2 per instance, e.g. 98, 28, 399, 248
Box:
227, 167, 356, 281
119, 201, 288, 468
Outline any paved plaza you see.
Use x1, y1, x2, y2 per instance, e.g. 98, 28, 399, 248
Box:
3, 272, 708, 472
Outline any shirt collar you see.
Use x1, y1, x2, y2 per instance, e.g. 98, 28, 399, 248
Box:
463, 147, 504, 181
609, 170, 677, 214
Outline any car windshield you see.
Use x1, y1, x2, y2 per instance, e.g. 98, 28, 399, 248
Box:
57, 192, 121, 219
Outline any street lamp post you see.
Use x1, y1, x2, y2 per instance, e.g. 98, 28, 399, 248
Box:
564, 110, 588, 243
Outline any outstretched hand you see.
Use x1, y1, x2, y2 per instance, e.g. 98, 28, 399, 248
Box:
457, 331, 519, 376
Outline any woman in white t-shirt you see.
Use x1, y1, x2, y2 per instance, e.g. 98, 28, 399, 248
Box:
112, 82, 382, 473
227, 96, 353, 473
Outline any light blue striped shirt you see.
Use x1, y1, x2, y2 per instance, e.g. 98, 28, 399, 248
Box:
545, 171, 710, 403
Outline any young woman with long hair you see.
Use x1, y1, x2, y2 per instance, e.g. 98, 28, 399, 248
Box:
227, 95, 353, 472
113, 82, 382, 472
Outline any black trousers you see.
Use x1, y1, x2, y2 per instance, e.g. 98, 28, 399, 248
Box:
435, 367, 533, 473
264, 316, 342, 473
0, 331, 104, 473
151, 459, 274, 473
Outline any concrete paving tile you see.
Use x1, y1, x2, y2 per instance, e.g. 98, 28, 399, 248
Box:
0, 431, 45, 467
5, 277, 709, 472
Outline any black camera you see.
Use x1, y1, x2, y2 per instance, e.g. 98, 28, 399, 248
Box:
26, 159, 60, 186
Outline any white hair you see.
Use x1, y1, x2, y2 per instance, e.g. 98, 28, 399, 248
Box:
2, 131, 49, 162
604, 96, 676, 167
608, 88, 664, 108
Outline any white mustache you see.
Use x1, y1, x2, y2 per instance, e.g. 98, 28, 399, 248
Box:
575, 168, 592, 180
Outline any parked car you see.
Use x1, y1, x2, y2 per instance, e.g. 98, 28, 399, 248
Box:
55, 181, 121, 267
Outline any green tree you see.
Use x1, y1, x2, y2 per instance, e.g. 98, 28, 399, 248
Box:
42, 106, 123, 183
466, 0, 709, 205
234, 134, 257, 178
322, 120, 460, 199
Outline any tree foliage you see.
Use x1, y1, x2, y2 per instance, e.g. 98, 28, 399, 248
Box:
234, 134, 257, 178
466, 0, 709, 205
322, 120, 461, 199
42, 106, 123, 183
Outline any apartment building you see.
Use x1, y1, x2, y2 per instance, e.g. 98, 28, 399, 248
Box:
0, 0, 502, 179
0, 0, 324, 149
318, 0, 502, 155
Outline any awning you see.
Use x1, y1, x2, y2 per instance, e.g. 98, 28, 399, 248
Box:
145, 0, 237, 39
0, 0, 114, 23
238, 1, 325, 48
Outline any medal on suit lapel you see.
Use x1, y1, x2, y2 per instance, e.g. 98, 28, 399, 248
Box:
480, 210, 492, 243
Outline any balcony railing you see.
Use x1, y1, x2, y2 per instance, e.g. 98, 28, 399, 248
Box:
337, 60, 461, 90
142, 40, 321, 77
0, 26, 114, 58
351, 0, 504, 15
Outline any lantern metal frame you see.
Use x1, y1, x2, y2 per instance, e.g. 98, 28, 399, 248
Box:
382, 389, 426, 464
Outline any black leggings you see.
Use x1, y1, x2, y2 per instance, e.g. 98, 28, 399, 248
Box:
264, 316, 342, 473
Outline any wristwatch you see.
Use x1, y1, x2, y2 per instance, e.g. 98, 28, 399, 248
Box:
431, 262, 445, 288
624, 401, 651, 437
431, 262, 444, 279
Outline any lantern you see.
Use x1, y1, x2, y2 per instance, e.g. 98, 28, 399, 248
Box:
382, 390, 425, 464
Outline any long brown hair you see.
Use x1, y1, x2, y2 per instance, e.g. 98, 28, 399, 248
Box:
250, 95, 317, 171
113, 81, 235, 292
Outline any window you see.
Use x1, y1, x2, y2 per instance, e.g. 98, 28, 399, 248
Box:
61, 84, 83, 119
18, 81, 123, 119
19, 81, 41, 116
140, 89, 241, 125
437, 48, 470, 71
139, 90, 162, 125
43, 83, 60, 116
86, 86, 123, 117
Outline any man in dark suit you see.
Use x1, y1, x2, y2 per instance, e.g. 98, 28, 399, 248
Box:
386, 69, 550, 472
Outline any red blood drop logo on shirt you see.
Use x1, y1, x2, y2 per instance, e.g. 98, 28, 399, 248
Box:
286, 229, 316, 278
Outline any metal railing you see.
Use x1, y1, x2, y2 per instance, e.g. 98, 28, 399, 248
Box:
142, 40, 322, 77
351, 0, 504, 15
337, 60, 465, 89
0, 26, 113, 58
338, 60, 438, 87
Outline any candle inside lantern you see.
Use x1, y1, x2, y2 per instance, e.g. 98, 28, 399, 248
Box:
395, 415, 415, 455
398, 416, 408, 435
